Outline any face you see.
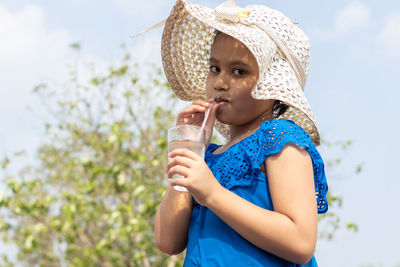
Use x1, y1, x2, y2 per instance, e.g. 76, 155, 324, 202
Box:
206, 32, 274, 127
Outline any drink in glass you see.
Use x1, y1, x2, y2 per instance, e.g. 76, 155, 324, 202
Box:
168, 125, 205, 191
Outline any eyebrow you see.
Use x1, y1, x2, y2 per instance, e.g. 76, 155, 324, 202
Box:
209, 57, 249, 67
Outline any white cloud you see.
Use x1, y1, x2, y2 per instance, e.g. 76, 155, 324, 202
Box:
334, 1, 371, 34
0, 4, 71, 84
315, 0, 371, 41
0, 3, 73, 154
377, 12, 400, 59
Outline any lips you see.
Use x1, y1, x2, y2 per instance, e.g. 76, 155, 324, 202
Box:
214, 96, 229, 103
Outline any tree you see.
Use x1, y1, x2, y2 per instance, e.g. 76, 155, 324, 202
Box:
0, 46, 182, 266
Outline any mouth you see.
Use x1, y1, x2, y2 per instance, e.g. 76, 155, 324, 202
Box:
214, 96, 229, 104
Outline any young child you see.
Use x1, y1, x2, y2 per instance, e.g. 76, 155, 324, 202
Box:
154, 0, 328, 266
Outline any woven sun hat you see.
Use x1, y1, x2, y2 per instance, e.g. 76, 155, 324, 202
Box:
161, 0, 320, 145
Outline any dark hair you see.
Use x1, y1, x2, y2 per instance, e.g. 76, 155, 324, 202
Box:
272, 101, 289, 118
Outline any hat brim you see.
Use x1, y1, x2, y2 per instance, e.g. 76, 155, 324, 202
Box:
161, 0, 320, 145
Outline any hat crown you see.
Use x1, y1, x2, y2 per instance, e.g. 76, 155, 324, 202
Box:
247, 5, 311, 76
211, 2, 310, 90
240, 5, 310, 90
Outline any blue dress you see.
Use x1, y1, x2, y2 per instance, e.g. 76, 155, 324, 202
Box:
183, 119, 328, 267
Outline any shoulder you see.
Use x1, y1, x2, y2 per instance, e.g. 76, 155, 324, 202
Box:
260, 119, 308, 138
259, 119, 328, 214
262, 120, 310, 155
258, 119, 313, 154
263, 120, 313, 177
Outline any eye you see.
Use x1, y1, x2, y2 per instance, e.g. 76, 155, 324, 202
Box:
233, 69, 245, 75
209, 66, 220, 73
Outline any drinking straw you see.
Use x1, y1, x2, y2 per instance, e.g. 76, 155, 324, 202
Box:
199, 103, 214, 138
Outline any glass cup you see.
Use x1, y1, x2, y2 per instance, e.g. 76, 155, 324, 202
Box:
168, 125, 206, 192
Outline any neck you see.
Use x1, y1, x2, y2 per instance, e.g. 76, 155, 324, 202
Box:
228, 111, 273, 146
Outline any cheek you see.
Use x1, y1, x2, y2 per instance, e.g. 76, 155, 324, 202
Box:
205, 75, 214, 98
206, 88, 212, 99
240, 78, 257, 89
256, 100, 275, 115
233, 83, 254, 99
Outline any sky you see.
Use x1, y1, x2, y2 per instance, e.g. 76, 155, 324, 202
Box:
1, 0, 400, 266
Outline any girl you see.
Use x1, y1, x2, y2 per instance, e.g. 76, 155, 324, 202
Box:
155, 0, 328, 266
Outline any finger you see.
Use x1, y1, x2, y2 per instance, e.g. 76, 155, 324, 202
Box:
178, 106, 205, 118
177, 101, 213, 125
192, 100, 211, 108
184, 101, 212, 116
167, 155, 193, 170
187, 105, 207, 115
177, 106, 207, 125
168, 148, 202, 161
185, 101, 210, 113
207, 98, 216, 104
170, 177, 191, 190
167, 165, 190, 179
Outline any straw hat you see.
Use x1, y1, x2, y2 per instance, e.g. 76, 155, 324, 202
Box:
161, 0, 320, 145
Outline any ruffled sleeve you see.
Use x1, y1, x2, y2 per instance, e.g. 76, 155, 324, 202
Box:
252, 119, 328, 214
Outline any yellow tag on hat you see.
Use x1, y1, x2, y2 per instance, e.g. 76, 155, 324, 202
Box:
214, 0, 250, 23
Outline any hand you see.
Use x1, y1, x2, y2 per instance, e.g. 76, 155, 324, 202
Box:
176, 99, 221, 148
167, 148, 223, 207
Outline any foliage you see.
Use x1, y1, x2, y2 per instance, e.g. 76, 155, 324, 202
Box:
318, 139, 361, 240
0, 48, 182, 267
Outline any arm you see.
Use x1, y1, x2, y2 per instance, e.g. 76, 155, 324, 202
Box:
155, 100, 220, 255
207, 144, 317, 264
170, 144, 317, 264
154, 186, 193, 255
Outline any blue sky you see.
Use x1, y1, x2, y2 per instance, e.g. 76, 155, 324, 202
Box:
1, 0, 400, 266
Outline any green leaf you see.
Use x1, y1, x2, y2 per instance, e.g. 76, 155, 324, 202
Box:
69, 43, 81, 50
346, 221, 359, 232
133, 185, 145, 197
1, 157, 10, 169
32, 83, 47, 93
117, 173, 126, 186
90, 77, 100, 86
355, 162, 363, 174
24, 235, 34, 250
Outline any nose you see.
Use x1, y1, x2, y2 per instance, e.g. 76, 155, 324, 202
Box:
214, 72, 229, 91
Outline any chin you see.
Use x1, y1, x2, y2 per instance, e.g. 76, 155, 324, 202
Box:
216, 115, 239, 126
215, 116, 230, 125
